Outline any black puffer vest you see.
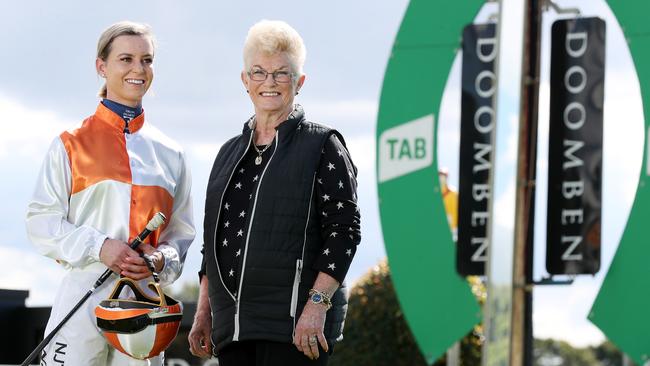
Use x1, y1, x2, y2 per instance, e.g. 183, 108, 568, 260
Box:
203, 106, 348, 355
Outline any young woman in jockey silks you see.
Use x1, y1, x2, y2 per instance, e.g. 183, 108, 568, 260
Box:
26, 21, 195, 365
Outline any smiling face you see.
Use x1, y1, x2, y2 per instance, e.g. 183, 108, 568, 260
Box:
96, 35, 154, 107
241, 52, 305, 118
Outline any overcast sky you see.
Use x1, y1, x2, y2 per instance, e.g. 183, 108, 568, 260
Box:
0, 0, 643, 350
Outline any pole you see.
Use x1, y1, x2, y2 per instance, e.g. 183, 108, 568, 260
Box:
446, 341, 460, 366
511, 0, 542, 365
483, 0, 528, 364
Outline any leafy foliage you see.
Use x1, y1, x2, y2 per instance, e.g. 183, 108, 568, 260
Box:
329, 259, 482, 366
534, 339, 631, 366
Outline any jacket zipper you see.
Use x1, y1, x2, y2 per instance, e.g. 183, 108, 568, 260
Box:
233, 130, 279, 341
290, 259, 303, 318
291, 173, 317, 335
212, 131, 254, 302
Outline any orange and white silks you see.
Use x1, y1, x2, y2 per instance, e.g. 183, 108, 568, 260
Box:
25, 103, 195, 365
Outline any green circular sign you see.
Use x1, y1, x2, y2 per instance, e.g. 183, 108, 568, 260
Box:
376, 0, 484, 362
590, 1, 650, 364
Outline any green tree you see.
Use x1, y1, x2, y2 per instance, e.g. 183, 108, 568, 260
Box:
589, 341, 625, 366
329, 259, 482, 366
535, 338, 590, 366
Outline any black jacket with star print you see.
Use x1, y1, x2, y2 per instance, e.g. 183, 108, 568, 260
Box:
201, 105, 360, 355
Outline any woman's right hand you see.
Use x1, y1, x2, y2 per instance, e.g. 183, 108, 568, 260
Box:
188, 309, 213, 358
99, 238, 140, 274
189, 276, 213, 358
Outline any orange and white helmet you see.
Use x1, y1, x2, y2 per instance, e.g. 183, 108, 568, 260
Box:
95, 277, 182, 360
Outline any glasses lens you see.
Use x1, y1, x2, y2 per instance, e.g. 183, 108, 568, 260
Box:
273, 71, 292, 83
250, 69, 267, 81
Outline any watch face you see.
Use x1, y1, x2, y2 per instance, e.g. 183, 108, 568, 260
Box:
312, 293, 323, 303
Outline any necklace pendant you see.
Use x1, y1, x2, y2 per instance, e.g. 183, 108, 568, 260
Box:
255, 155, 263, 165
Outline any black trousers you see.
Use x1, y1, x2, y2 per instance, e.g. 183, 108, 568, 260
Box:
217, 340, 330, 366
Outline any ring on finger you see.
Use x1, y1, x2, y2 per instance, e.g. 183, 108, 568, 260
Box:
309, 335, 318, 345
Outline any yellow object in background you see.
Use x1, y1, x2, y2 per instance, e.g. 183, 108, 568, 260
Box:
439, 169, 458, 240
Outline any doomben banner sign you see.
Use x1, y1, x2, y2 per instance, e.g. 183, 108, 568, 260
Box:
376, 0, 483, 362
457, 23, 497, 277
546, 17, 605, 275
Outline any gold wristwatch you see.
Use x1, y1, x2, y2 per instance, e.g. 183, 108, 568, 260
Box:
308, 289, 332, 310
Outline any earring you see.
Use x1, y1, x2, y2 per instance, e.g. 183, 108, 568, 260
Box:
246, 90, 249, 94
295, 91, 300, 96
100, 73, 106, 78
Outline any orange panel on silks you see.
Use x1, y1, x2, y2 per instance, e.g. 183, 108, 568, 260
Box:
129, 185, 172, 245
59, 103, 176, 248
60, 104, 141, 194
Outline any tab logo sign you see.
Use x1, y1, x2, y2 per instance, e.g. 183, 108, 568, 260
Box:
378, 114, 434, 183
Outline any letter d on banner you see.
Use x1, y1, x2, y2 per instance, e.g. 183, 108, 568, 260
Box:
547, 17, 605, 275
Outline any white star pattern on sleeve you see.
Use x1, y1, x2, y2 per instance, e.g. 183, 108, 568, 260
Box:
239, 168, 245, 174
239, 210, 246, 218
237, 229, 244, 237
224, 221, 230, 228
236, 249, 241, 257
222, 239, 228, 247
253, 175, 259, 182
311, 134, 360, 285
224, 202, 230, 210
229, 269, 234, 276
235, 182, 242, 189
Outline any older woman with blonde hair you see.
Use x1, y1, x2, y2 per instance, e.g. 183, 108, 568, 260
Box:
189, 20, 361, 365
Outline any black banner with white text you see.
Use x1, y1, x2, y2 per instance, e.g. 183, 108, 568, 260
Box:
457, 23, 496, 276
546, 17, 605, 275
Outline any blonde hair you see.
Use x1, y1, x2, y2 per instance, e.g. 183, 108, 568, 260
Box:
96, 21, 156, 98
243, 20, 306, 76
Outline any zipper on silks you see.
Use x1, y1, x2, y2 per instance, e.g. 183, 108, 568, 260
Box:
212, 131, 254, 304
292, 173, 317, 336
233, 130, 279, 341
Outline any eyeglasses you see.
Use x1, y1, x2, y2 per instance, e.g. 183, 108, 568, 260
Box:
248, 68, 295, 83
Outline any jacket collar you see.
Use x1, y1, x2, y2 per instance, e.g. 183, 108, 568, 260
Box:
94, 102, 145, 134
242, 104, 305, 138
